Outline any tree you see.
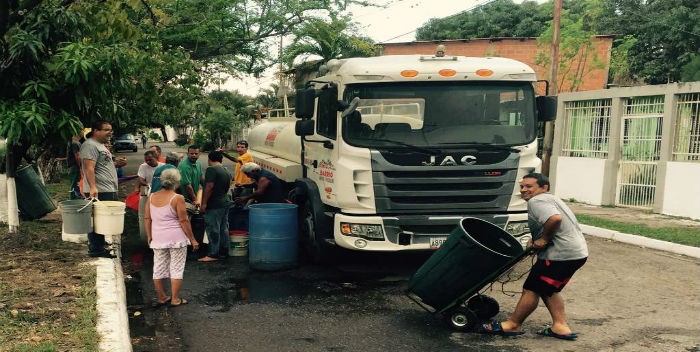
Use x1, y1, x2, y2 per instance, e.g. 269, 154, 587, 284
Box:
535, 2, 606, 92
0, 1, 207, 177
416, 0, 550, 40
282, 14, 376, 69
681, 54, 700, 82
156, 0, 374, 78
197, 90, 254, 150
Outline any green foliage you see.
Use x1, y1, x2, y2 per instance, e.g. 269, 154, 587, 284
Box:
416, 0, 550, 40
192, 129, 214, 152
157, 0, 374, 77
197, 90, 254, 149
536, 5, 605, 92
148, 131, 162, 141
680, 54, 700, 82
282, 14, 376, 68
174, 135, 190, 147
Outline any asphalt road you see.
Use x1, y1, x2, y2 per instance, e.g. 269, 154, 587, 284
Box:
119, 144, 700, 352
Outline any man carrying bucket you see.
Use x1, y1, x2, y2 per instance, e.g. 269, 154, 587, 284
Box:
80, 121, 127, 258
479, 173, 588, 340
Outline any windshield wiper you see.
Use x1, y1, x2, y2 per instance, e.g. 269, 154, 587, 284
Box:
352, 137, 439, 155
438, 142, 522, 153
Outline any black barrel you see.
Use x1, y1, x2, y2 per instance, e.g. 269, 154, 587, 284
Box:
407, 217, 524, 313
16, 164, 57, 220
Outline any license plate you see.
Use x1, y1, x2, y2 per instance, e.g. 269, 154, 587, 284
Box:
430, 237, 446, 249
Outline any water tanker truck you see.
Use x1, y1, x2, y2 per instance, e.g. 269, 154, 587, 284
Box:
246, 50, 556, 261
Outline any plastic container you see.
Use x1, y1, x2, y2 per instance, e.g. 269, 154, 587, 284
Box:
248, 203, 298, 270
60, 199, 93, 234
15, 164, 57, 220
93, 201, 126, 236
407, 217, 524, 313
138, 194, 148, 241
229, 230, 249, 256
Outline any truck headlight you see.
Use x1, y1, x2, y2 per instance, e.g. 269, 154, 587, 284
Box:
340, 222, 385, 240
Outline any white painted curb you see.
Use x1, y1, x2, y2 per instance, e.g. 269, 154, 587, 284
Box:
581, 224, 700, 259
94, 258, 132, 352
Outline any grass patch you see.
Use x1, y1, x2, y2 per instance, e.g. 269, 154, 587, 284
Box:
577, 214, 700, 247
0, 179, 99, 352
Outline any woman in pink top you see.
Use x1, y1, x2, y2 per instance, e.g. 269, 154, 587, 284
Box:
145, 168, 200, 307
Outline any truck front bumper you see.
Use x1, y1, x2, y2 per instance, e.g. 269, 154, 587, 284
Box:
332, 212, 529, 251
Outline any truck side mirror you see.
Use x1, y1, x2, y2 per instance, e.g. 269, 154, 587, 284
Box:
295, 119, 315, 136
536, 96, 557, 122
295, 88, 316, 119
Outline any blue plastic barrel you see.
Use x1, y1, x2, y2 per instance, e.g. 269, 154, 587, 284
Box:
248, 203, 298, 270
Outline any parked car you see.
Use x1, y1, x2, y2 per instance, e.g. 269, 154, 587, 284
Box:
113, 134, 138, 152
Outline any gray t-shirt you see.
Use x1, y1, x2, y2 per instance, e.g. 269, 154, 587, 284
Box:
80, 138, 118, 193
528, 193, 588, 261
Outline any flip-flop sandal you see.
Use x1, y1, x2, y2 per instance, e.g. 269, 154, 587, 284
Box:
478, 321, 526, 336
153, 297, 171, 308
169, 298, 189, 307
537, 327, 578, 340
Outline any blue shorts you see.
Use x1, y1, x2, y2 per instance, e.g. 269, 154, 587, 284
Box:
523, 257, 587, 297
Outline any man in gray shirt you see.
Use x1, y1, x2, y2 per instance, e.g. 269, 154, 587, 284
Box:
480, 173, 588, 340
80, 121, 127, 258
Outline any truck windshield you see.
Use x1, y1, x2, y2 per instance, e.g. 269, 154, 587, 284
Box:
342, 81, 537, 148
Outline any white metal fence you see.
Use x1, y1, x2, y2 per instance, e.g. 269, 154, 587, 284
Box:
552, 82, 700, 217
674, 93, 700, 161
617, 95, 664, 208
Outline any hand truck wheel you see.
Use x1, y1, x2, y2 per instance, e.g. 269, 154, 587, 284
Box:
444, 307, 478, 332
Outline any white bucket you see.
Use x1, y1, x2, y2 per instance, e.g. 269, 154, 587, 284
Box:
93, 201, 126, 235
229, 230, 249, 257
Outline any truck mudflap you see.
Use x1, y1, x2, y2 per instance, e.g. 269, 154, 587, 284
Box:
332, 212, 529, 251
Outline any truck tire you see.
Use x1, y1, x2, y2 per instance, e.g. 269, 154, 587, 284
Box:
301, 201, 334, 264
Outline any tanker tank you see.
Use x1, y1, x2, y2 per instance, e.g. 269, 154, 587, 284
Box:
246, 117, 303, 182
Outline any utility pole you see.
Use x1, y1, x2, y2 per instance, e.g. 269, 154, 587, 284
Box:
541, 0, 561, 177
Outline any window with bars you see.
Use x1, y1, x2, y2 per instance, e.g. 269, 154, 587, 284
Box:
673, 93, 700, 162
561, 99, 611, 158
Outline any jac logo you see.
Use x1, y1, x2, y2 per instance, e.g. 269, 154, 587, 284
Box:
422, 155, 477, 166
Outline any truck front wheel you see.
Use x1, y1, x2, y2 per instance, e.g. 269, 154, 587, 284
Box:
301, 202, 333, 264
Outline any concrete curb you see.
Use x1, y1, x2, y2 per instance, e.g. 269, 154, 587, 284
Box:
581, 224, 700, 259
94, 257, 132, 352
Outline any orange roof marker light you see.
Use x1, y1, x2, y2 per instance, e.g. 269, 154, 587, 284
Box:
401, 70, 419, 78
475, 69, 494, 77
439, 69, 456, 77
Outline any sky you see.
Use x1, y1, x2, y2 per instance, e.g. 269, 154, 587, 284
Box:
222, 0, 493, 96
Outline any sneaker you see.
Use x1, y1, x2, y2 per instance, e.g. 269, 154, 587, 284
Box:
89, 252, 117, 259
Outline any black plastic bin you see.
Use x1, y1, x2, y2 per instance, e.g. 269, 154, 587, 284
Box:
15, 164, 57, 220
407, 217, 525, 314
